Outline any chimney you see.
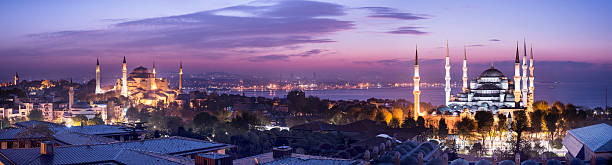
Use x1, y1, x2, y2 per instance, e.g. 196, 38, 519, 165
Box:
394, 151, 400, 165
40, 141, 54, 155
442, 153, 448, 165
417, 152, 423, 165
194, 153, 231, 165
273, 146, 292, 159
515, 154, 521, 165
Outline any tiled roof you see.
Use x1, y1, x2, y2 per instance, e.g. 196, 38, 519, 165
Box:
0, 136, 230, 165
14, 120, 62, 128
53, 131, 117, 145
234, 152, 363, 165
263, 157, 362, 165
0, 145, 193, 165
61, 125, 145, 135
568, 123, 612, 152
0, 128, 46, 140
104, 136, 233, 156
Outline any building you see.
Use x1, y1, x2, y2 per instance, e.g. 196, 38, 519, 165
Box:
444, 42, 535, 112
563, 123, 612, 161
0, 136, 233, 165
234, 146, 363, 165
100, 57, 181, 106
0, 121, 147, 149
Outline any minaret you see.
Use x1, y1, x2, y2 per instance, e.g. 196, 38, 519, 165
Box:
178, 61, 183, 93
95, 58, 103, 94
151, 61, 157, 90
444, 41, 451, 106
462, 46, 468, 92
69, 86, 74, 110
121, 56, 128, 97
521, 39, 528, 108
13, 72, 18, 85
528, 45, 535, 110
513, 42, 522, 107
413, 45, 421, 120
152, 61, 156, 78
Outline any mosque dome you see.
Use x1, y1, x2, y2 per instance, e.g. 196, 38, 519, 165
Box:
132, 66, 150, 74
479, 68, 504, 77
72, 102, 91, 109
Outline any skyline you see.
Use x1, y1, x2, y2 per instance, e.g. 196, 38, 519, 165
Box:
1, 0, 612, 82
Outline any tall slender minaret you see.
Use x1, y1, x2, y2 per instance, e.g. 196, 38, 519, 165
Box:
178, 61, 183, 93
69, 86, 74, 110
121, 56, 128, 97
151, 61, 157, 90
462, 46, 468, 92
13, 72, 18, 85
528, 45, 535, 110
521, 39, 528, 108
444, 41, 451, 106
95, 58, 103, 94
413, 45, 421, 120
513, 42, 522, 107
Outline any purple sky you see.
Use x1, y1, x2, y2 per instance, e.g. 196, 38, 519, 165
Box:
1, 0, 611, 83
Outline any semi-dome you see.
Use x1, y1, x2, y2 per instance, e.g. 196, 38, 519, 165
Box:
479, 68, 504, 77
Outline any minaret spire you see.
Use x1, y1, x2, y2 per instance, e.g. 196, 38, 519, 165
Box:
462, 45, 468, 92
522, 39, 528, 109
513, 42, 521, 107
95, 58, 103, 94
444, 41, 451, 106
413, 44, 421, 120
528, 45, 535, 111
178, 61, 183, 93
121, 56, 128, 97
13, 72, 19, 85
151, 61, 157, 90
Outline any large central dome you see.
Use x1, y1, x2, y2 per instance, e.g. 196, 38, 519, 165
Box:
479, 68, 504, 77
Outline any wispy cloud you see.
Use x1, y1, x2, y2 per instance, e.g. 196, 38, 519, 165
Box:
15, 0, 353, 61
489, 39, 501, 42
248, 49, 328, 62
360, 7, 428, 20
386, 26, 428, 35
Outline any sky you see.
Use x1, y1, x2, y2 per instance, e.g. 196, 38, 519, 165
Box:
1, 0, 611, 83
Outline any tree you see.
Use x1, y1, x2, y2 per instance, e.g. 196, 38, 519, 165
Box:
231, 112, 262, 130
417, 116, 425, 127
438, 118, 449, 140
475, 111, 494, 145
455, 117, 476, 139
388, 117, 400, 128
71, 115, 88, 126
16, 124, 55, 141
126, 107, 139, 122
533, 100, 550, 112
164, 116, 184, 135
27, 109, 43, 121
562, 104, 577, 129
401, 117, 416, 128
87, 115, 104, 125
529, 110, 545, 138
287, 90, 306, 113
193, 112, 219, 131
511, 110, 529, 155
497, 114, 507, 140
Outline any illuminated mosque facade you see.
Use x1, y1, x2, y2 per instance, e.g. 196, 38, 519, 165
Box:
412, 41, 535, 118
95, 57, 183, 106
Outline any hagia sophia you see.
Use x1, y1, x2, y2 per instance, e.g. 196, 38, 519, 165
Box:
95, 57, 183, 106
412, 41, 535, 120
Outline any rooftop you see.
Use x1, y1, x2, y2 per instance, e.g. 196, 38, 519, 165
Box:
567, 123, 612, 152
